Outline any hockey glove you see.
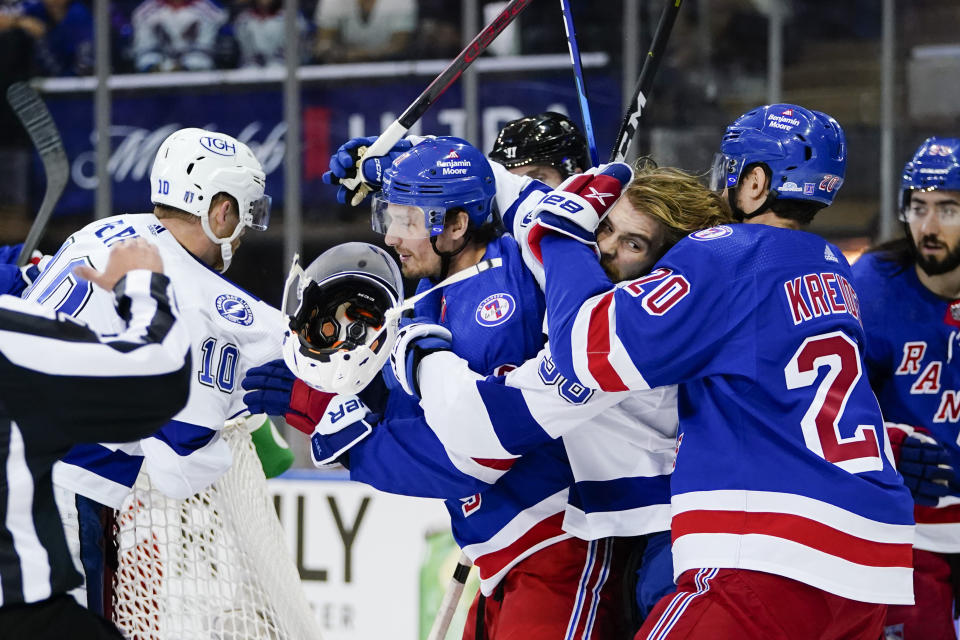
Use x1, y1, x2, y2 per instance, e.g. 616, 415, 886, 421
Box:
322, 136, 414, 205
0, 249, 47, 296
897, 431, 956, 507
241, 359, 298, 416
389, 321, 453, 398
526, 162, 634, 265
299, 391, 374, 467
241, 360, 373, 466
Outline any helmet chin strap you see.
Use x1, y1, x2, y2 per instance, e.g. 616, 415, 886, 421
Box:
430, 228, 472, 280
200, 210, 241, 273
728, 187, 777, 222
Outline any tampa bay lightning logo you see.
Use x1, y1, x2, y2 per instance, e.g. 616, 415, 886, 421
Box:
215, 294, 253, 326
476, 293, 515, 327
690, 225, 733, 241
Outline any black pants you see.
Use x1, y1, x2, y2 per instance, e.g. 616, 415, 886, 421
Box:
0, 593, 124, 640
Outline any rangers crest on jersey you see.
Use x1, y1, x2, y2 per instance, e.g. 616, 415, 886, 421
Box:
215, 294, 254, 326
476, 293, 515, 327
690, 225, 733, 241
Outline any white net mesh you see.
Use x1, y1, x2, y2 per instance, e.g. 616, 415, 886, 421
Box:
109, 424, 321, 640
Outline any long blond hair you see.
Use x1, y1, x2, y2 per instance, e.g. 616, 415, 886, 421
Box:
623, 159, 733, 253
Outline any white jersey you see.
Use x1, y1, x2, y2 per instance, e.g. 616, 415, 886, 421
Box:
418, 339, 677, 541
24, 214, 284, 507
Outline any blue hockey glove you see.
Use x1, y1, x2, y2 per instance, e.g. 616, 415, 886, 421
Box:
526, 162, 634, 264
242, 359, 373, 465
389, 321, 453, 398
306, 393, 374, 467
241, 359, 297, 416
322, 136, 414, 205
899, 432, 955, 507
0, 248, 47, 296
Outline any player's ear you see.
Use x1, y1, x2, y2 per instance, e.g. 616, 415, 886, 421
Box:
745, 165, 769, 196
446, 209, 470, 240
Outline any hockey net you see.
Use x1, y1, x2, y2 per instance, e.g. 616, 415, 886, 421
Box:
107, 421, 321, 640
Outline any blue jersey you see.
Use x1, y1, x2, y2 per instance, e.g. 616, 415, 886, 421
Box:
347, 234, 573, 595
541, 223, 915, 605
854, 250, 960, 552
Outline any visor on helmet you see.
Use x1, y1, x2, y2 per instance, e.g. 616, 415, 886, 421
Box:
371, 195, 446, 239
247, 194, 272, 231
708, 152, 744, 192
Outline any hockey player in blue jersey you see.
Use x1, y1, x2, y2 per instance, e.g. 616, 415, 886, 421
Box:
248, 136, 638, 639
393, 162, 734, 631
523, 104, 915, 640
854, 137, 960, 640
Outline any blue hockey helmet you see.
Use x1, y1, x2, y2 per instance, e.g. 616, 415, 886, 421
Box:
709, 103, 847, 208
371, 137, 496, 239
900, 137, 960, 210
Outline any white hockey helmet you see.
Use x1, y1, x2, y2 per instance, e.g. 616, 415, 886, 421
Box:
150, 127, 271, 272
281, 242, 403, 394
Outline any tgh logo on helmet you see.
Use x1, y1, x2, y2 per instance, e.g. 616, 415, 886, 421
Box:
200, 136, 238, 157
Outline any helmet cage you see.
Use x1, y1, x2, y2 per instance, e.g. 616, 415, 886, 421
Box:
280, 246, 403, 394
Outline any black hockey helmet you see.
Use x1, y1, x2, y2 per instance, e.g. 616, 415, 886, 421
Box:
489, 112, 590, 179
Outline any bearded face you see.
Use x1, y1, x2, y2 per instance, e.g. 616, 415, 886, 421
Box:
905, 190, 960, 276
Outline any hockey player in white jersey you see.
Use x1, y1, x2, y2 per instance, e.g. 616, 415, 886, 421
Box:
22, 127, 285, 613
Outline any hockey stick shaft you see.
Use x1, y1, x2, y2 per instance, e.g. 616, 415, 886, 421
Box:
6, 82, 69, 266
560, 0, 599, 167
609, 0, 683, 163
385, 258, 502, 323
341, 0, 535, 204
426, 553, 473, 640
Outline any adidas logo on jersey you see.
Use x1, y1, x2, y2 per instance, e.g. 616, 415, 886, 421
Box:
824, 246, 838, 263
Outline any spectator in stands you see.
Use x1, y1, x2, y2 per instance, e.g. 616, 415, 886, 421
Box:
130, 0, 227, 72
233, 0, 309, 68
313, 0, 415, 63
3, 0, 92, 76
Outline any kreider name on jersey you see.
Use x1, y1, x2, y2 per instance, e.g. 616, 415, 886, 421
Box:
783, 271, 861, 326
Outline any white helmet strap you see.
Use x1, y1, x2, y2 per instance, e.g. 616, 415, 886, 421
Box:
199, 202, 244, 273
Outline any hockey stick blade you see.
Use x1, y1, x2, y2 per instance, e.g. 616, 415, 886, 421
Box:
340, 0, 535, 206
426, 553, 472, 640
609, 0, 683, 163
385, 258, 503, 323
7, 82, 69, 266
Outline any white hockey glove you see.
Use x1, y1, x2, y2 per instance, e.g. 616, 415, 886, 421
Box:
389, 321, 453, 398
525, 162, 634, 264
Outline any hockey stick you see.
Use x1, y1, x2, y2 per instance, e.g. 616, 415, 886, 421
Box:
6, 82, 69, 266
560, 0, 599, 167
384, 258, 502, 323
339, 0, 535, 206
426, 552, 473, 640
610, 0, 683, 163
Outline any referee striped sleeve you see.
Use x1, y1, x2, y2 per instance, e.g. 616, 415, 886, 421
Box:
0, 269, 192, 443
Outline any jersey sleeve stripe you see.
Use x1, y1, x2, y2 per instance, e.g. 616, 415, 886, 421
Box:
148, 420, 217, 456
584, 292, 628, 391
